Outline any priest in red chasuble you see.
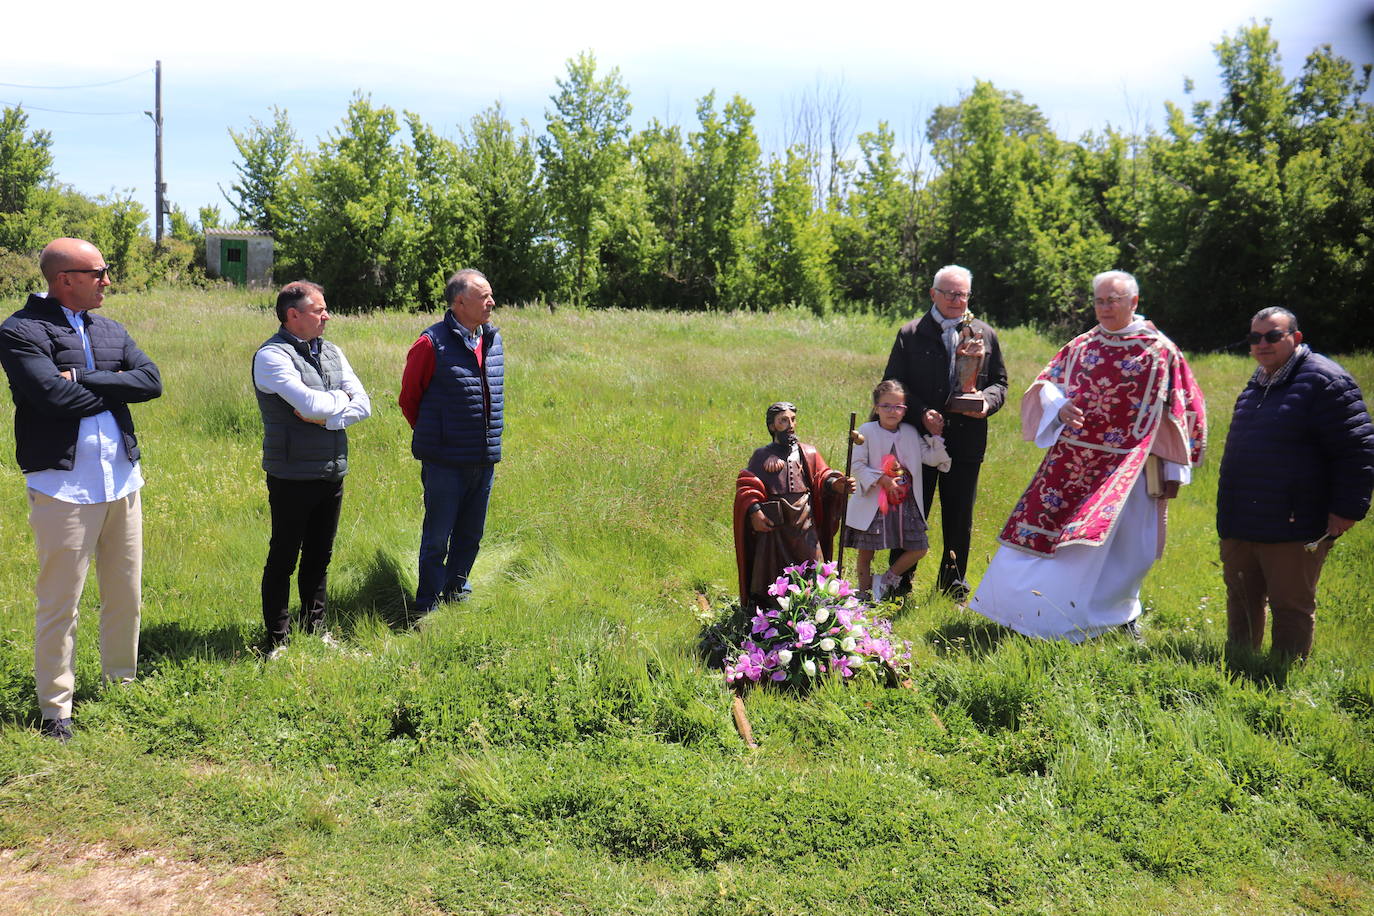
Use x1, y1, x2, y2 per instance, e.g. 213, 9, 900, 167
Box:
967, 271, 1206, 641
734, 402, 855, 611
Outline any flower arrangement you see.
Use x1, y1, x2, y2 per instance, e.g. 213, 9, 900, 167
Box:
721, 561, 913, 688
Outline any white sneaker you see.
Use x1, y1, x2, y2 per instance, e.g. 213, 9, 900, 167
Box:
873, 571, 893, 602
266, 644, 288, 661
317, 630, 342, 650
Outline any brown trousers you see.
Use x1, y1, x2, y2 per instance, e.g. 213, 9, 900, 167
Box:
1220, 538, 1330, 659
28, 488, 142, 720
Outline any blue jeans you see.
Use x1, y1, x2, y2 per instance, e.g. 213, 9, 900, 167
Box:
416, 462, 494, 612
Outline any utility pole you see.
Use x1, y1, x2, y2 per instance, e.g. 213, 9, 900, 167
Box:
145, 61, 165, 245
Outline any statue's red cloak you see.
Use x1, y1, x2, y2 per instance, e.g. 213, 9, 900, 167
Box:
733, 442, 842, 610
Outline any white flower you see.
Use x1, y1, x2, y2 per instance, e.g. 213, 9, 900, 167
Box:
815, 608, 830, 624
847, 655, 864, 667
777, 649, 793, 665
802, 659, 817, 676
841, 636, 856, 652
819, 638, 836, 652
777, 595, 790, 611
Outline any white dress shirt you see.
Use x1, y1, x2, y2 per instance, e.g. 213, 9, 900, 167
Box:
25, 306, 143, 504
252, 335, 371, 430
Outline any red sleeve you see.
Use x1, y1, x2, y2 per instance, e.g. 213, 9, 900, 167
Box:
398, 335, 435, 429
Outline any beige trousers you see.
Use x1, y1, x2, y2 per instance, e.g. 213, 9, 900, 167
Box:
28, 488, 142, 720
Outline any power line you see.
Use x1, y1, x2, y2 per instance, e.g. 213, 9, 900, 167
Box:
0, 100, 143, 116
0, 69, 152, 90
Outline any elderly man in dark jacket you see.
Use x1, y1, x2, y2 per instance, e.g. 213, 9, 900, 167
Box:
883, 264, 1008, 597
0, 238, 162, 741
1216, 307, 1374, 659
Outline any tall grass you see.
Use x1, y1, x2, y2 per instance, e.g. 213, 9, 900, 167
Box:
0, 289, 1369, 914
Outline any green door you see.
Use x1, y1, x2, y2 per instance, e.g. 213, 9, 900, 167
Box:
221, 239, 248, 285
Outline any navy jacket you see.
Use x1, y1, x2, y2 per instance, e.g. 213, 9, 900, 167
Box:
411, 310, 504, 466
1217, 349, 1374, 542
0, 294, 162, 473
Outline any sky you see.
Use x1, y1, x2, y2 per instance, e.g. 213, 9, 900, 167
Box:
3, 0, 1372, 231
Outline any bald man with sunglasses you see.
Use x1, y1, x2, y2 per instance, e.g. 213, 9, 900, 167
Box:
1216, 307, 1374, 660
0, 238, 162, 742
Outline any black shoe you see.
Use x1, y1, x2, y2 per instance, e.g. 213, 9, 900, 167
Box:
258, 635, 289, 659
1120, 618, 1145, 645
941, 580, 971, 602
40, 717, 73, 743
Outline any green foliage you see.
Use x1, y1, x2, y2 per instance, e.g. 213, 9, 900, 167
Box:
759, 146, 834, 313
458, 104, 555, 304
222, 106, 302, 239
6, 23, 1374, 342
407, 113, 479, 307
1127, 23, 1374, 349
0, 106, 55, 252
296, 94, 419, 311
832, 121, 926, 306
539, 51, 633, 305
929, 80, 1118, 330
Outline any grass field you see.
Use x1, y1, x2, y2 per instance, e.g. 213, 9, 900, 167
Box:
0, 289, 1370, 915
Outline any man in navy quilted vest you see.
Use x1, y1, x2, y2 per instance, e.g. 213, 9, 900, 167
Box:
0, 238, 162, 742
253, 281, 371, 656
399, 269, 504, 617
1216, 307, 1374, 659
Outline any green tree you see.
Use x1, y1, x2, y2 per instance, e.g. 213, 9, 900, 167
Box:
926, 87, 1051, 166
629, 118, 691, 306
1132, 23, 1374, 348
297, 93, 418, 311
223, 107, 302, 236
0, 105, 55, 251
458, 104, 554, 304
831, 121, 926, 306
408, 113, 478, 307
759, 146, 834, 313
685, 93, 764, 308
539, 51, 633, 304
932, 80, 1115, 328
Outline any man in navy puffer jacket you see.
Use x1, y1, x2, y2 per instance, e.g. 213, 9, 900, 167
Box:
1216, 307, 1374, 658
399, 269, 504, 616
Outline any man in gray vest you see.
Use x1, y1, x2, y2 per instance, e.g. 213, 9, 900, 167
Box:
252, 281, 371, 656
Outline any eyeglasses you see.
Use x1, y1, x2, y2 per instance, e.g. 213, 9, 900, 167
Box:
1093, 294, 1131, 307
876, 404, 908, 412
62, 266, 112, 280
935, 288, 971, 301
1247, 329, 1292, 345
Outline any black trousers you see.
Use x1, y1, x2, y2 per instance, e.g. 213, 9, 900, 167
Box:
262, 475, 344, 644
894, 457, 983, 591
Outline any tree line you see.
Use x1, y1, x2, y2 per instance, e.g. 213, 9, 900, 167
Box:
2, 23, 1370, 351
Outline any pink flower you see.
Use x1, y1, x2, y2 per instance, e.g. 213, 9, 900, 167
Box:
795, 621, 817, 644
767, 576, 790, 597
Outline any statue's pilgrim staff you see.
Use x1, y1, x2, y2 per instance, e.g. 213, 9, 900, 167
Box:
836, 412, 864, 578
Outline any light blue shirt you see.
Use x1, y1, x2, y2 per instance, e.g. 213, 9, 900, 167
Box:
24, 306, 143, 504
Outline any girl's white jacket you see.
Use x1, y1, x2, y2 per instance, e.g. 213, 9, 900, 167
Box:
844, 420, 953, 532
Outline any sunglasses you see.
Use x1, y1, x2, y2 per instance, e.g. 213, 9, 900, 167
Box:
1246, 329, 1292, 345
62, 266, 112, 281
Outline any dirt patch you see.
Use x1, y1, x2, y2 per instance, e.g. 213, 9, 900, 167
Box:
0, 841, 279, 916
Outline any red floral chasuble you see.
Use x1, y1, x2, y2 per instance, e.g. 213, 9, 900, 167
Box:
999, 326, 1206, 557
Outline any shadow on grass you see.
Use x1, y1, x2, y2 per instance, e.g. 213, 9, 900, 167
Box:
139, 619, 256, 672
328, 547, 418, 634
925, 618, 1014, 658
1150, 633, 1296, 688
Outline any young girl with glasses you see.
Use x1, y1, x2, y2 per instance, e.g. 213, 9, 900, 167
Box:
843, 380, 952, 601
